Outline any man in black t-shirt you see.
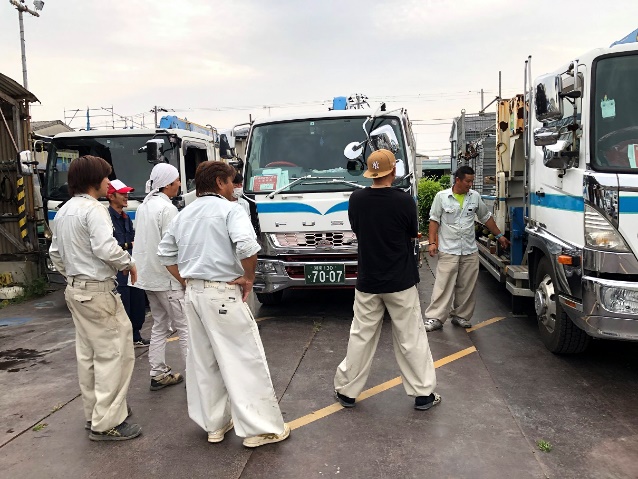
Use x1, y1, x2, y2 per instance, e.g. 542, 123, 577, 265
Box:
333, 149, 440, 411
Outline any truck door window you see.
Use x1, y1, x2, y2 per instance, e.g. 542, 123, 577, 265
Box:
183, 142, 207, 192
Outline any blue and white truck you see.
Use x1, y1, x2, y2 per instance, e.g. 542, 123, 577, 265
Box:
241, 104, 419, 305
469, 34, 638, 353
42, 118, 219, 280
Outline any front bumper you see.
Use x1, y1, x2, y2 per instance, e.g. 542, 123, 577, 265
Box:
254, 257, 357, 294
560, 275, 638, 341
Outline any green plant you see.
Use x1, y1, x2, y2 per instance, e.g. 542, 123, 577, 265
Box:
438, 174, 451, 189
6, 276, 49, 306
536, 439, 552, 452
32, 423, 48, 432
417, 177, 444, 234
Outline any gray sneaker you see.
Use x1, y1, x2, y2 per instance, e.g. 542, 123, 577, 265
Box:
89, 421, 142, 441
424, 318, 443, 332
451, 316, 472, 328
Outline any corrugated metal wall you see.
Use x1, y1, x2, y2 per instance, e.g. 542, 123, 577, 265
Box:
0, 100, 38, 256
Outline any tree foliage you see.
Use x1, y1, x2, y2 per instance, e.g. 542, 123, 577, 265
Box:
417, 177, 444, 233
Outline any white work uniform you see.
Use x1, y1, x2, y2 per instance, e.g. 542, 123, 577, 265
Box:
131, 193, 188, 377
49, 194, 135, 432
158, 194, 285, 438
425, 188, 492, 323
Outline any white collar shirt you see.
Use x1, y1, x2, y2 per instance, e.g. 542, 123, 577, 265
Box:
158, 195, 260, 282
429, 187, 492, 255
48, 194, 133, 280
131, 193, 181, 291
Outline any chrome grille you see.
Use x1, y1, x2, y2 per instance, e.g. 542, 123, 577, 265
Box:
272, 232, 356, 248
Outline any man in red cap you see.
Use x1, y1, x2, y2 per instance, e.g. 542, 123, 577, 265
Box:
107, 179, 149, 347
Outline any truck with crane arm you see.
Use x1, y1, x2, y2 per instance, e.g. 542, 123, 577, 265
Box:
464, 33, 638, 353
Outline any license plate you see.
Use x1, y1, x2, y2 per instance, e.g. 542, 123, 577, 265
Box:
304, 264, 345, 285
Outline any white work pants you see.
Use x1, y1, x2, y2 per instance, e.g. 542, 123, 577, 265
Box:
334, 286, 437, 398
184, 279, 285, 438
424, 251, 480, 323
64, 279, 134, 432
147, 289, 188, 377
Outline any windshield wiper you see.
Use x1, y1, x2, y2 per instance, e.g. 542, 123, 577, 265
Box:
267, 175, 346, 198
304, 179, 366, 189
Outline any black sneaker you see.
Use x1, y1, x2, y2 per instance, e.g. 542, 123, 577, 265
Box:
334, 390, 356, 408
133, 338, 150, 348
89, 421, 141, 441
414, 392, 442, 411
86, 405, 132, 430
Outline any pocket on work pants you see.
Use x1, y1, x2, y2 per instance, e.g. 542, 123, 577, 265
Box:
65, 288, 121, 357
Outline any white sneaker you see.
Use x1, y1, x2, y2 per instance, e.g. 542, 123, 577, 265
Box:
242, 423, 291, 448
207, 420, 234, 443
451, 316, 472, 328
424, 318, 443, 332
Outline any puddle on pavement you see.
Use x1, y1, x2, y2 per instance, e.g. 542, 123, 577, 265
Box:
0, 348, 48, 372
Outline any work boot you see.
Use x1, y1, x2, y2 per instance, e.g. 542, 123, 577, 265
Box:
150, 372, 184, 391
207, 420, 234, 443
89, 421, 142, 441
133, 338, 150, 348
451, 316, 472, 328
243, 423, 291, 448
414, 392, 442, 411
85, 405, 132, 430
424, 318, 443, 332
334, 390, 356, 408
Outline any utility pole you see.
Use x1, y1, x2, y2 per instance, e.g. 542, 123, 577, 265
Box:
9, 0, 44, 90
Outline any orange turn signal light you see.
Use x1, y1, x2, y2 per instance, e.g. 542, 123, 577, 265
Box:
557, 255, 574, 265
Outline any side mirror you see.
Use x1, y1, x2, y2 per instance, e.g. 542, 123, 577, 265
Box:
534, 127, 560, 146
543, 137, 578, 169
19, 150, 34, 175
344, 141, 364, 160
346, 158, 365, 175
145, 139, 165, 164
369, 124, 399, 153
535, 75, 563, 122
219, 134, 234, 160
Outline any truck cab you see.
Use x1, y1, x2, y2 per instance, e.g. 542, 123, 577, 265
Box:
43, 126, 218, 280
242, 108, 418, 305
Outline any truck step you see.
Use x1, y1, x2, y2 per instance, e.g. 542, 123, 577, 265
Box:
506, 265, 529, 280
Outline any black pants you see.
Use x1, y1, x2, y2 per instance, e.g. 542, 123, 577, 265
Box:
116, 272, 147, 341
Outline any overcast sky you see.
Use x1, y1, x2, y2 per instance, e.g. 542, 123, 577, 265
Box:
1, 0, 636, 156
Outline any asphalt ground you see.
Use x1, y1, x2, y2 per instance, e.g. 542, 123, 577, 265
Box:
1, 256, 637, 479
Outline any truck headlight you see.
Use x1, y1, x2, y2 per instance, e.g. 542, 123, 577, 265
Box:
584, 205, 630, 252
600, 285, 638, 314
256, 261, 276, 273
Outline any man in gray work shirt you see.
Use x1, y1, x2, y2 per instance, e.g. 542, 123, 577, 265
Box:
49, 155, 141, 441
158, 161, 290, 448
424, 166, 510, 332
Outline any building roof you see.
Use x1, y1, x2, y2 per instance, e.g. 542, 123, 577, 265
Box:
0, 72, 38, 103
31, 120, 72, 132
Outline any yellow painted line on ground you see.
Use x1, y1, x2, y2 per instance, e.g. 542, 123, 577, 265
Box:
288, 346, 477, 431
255, 316, 275, 322
466, 316, 506, 333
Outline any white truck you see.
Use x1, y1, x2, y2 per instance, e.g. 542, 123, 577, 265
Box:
472, 36, 638, 353
42, 125, 219, 280
240, 106, 419, 305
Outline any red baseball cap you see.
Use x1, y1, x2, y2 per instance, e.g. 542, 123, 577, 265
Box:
107, 179, 134, 195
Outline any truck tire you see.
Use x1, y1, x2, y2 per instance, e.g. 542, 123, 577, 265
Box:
256, 291, 284, 306
534, 257, 590, 354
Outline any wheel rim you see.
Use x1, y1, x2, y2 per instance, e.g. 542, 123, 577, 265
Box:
535, 274, 556, 334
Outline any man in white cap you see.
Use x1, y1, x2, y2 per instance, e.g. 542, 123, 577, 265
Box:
132, 163, 188, 391
333, 149, 440, 411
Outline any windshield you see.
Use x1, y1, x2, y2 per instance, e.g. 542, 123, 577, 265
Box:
244, 116, 407, 193
45, 134, 178, 200
592, 54, 638, 172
